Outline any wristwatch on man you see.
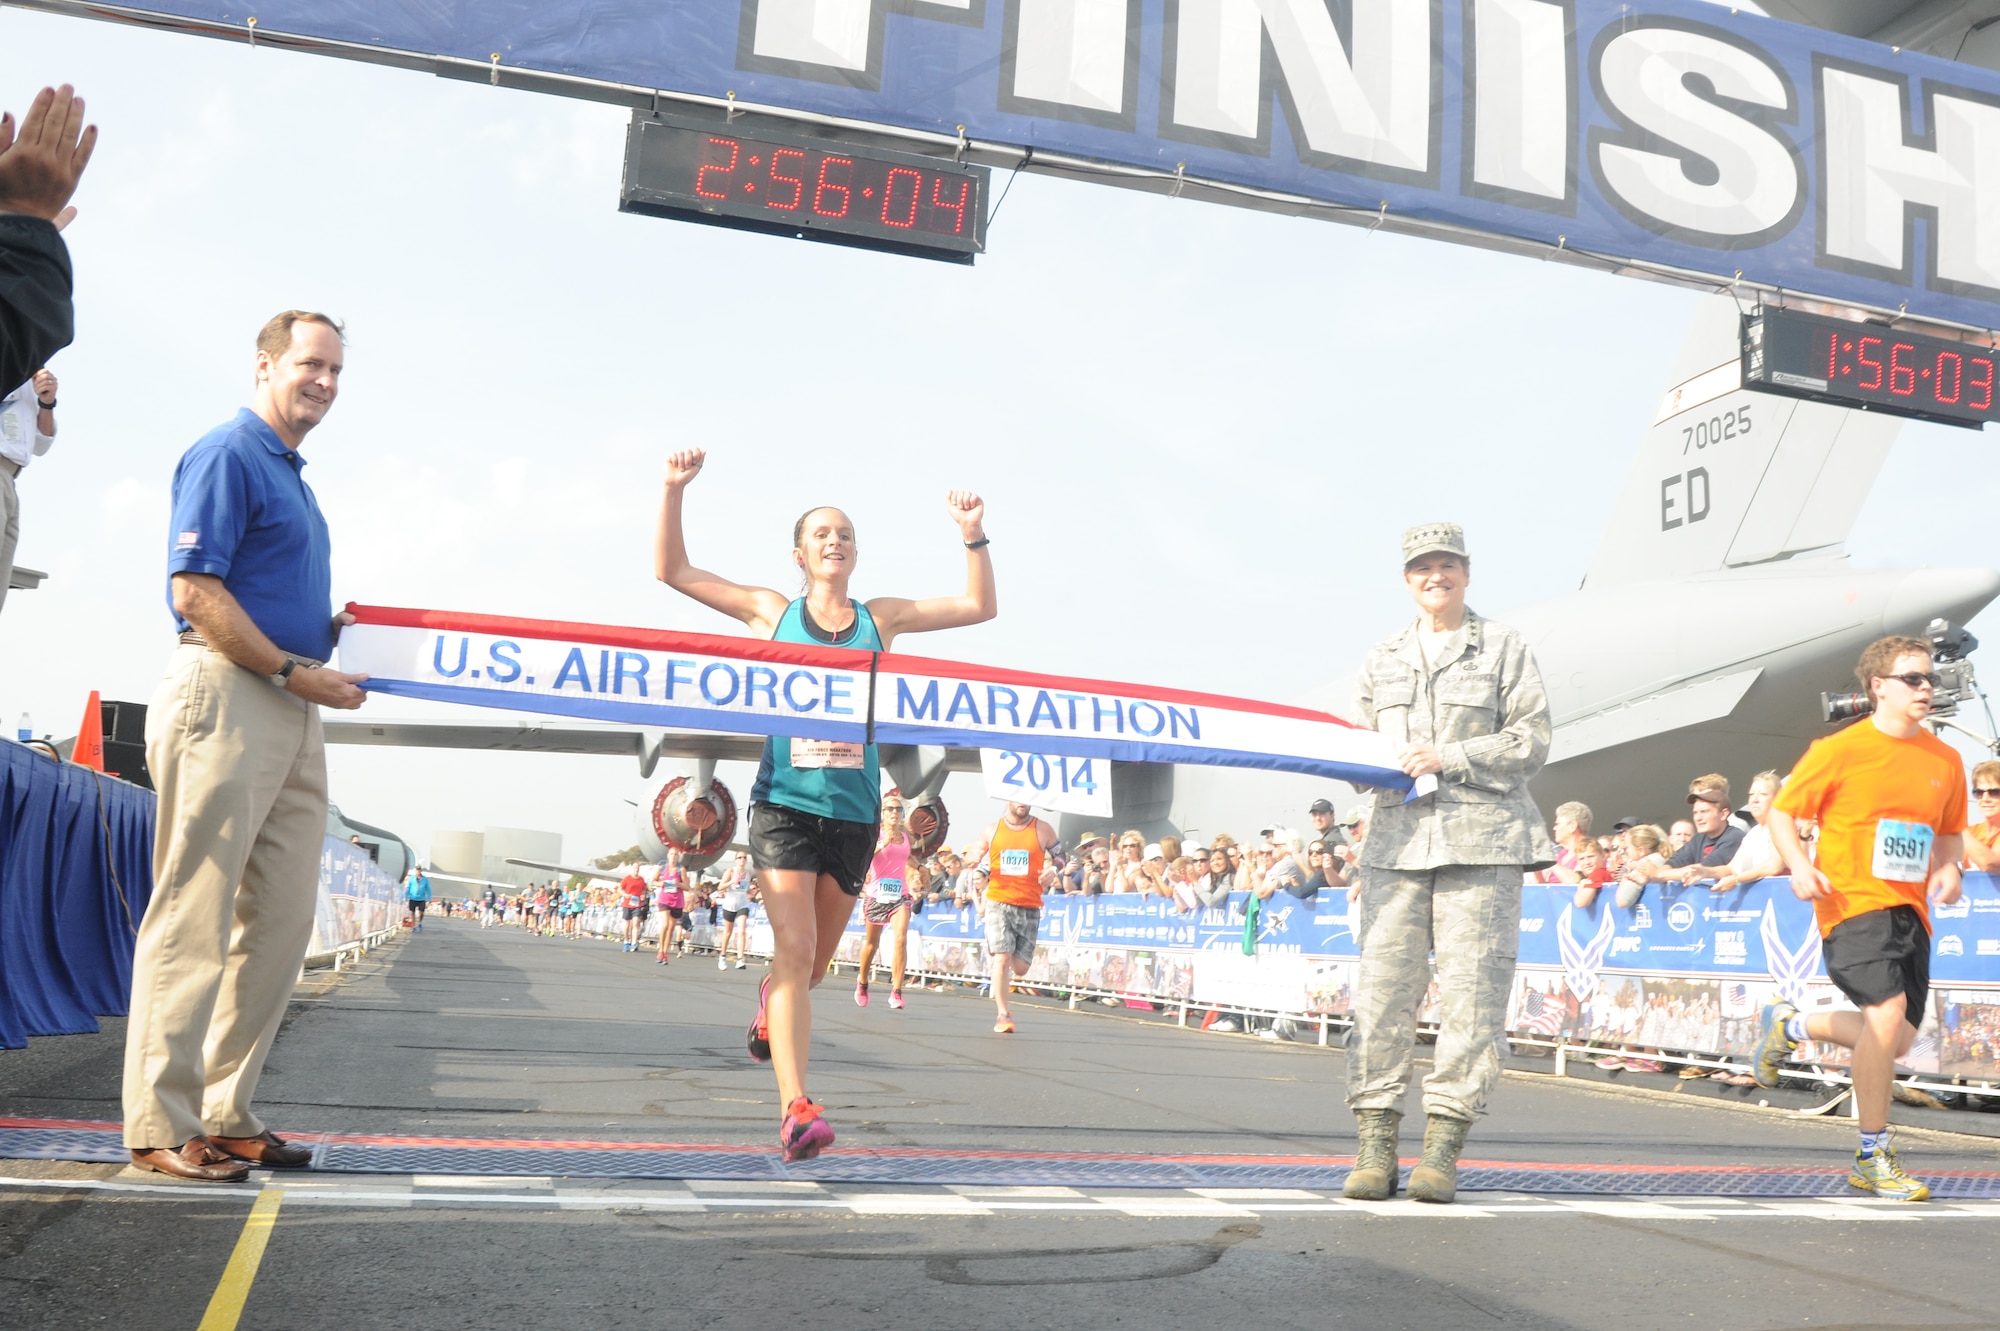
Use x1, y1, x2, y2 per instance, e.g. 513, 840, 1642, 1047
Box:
270, 656, 301, 688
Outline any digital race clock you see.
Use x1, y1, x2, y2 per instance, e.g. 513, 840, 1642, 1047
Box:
1741, 307, 1998, 430
619, 112, 990, 265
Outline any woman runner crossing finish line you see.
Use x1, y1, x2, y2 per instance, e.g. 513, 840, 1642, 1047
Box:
655, 448, 996, 1162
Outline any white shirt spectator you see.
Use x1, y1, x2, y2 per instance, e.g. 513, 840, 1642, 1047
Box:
0, 383, 54, 469
1728, 821, 1772, 876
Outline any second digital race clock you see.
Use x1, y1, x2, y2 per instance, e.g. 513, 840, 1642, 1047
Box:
1742, 307, 1998, 430
620, 112, 990, 264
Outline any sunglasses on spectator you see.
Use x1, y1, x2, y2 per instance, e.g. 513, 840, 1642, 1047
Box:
1881, 671, 1940, 689
1977, 787, 2000, 798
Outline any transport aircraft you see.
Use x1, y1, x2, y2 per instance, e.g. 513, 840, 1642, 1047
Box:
327, 292, 2000, 860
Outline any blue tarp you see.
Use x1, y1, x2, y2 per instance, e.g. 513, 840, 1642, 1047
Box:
0, 743, 153, 1049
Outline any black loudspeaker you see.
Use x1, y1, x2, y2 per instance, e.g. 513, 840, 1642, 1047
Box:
101, 699, 147, 744
103, 740, 151, 790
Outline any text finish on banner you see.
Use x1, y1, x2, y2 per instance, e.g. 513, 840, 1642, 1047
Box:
21, 0, 2000, 333
979, 748, 1113, 818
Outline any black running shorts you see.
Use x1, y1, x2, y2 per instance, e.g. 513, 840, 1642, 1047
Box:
1823, 904, 1931, 1024
620, 904, 648, 921
749, 803, 877, 897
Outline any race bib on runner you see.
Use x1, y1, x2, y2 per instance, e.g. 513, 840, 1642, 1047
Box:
999, 849, 1031, 876
791, 739, 864, 770
871, 878, 905, 902
1871, 819, 1934, 882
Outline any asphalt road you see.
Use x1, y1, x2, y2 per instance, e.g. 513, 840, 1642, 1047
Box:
7, 915, 2000, 1330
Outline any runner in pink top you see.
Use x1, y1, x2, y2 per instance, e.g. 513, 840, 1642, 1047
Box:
855, 798, 913, 1010
653, 852, 688, 964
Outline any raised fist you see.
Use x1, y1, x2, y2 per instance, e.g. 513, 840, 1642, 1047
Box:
663, 448, 706, 488
946, 489, 985, 539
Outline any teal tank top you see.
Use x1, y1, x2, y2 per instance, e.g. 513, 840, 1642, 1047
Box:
750, 598, 883, 824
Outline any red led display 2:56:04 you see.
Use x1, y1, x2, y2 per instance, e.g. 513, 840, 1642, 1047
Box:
690, 135, 974, 236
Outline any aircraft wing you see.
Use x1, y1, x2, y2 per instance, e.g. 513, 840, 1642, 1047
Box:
505, 852, 751, 881
323, 720, 765, 768
423, 870, 523, 891
503, 856, 641, 883
323, 719, 983, 787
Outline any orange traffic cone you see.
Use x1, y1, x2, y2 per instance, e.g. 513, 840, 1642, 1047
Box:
72, 690, 103, 771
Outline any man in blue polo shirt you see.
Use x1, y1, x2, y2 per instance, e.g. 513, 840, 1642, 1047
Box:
123, 310, 370, 1183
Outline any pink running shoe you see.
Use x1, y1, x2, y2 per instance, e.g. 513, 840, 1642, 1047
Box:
888, 989, 905, 1010
746, 975, 772, 1063
780, 1097, 835, 1163
854, 982, 870, 1008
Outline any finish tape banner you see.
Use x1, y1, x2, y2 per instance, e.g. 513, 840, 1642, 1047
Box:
23, 0, 2000, 331
335, 605, 1412, 788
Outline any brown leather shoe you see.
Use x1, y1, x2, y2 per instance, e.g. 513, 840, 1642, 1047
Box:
209, 1130, 313, 1169
130, 1136, 252, 1182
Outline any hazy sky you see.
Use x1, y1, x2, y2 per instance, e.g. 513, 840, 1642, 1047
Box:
3, 6, 1995, 864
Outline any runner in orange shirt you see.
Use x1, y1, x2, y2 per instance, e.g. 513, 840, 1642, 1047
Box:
1757, 635, 1967, 1202
965, 802, 1057, 1033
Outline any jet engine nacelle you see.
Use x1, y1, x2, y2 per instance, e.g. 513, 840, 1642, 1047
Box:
636, 772, 738, 871
906, 795, 950, 859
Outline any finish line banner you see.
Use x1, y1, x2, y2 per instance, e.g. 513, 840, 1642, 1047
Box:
24, 0, 2000, 332
335, 605, 1411, 788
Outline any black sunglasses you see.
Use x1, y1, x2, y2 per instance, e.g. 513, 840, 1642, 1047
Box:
1976, 787, 2000, 798
1883, 671, 1940, 689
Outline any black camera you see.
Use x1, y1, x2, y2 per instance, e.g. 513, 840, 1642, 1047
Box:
1821, 618, 1981, 723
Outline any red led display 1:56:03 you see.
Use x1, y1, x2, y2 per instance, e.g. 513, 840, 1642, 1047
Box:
1823, 330, 1996, 412
690, 135, 973, 236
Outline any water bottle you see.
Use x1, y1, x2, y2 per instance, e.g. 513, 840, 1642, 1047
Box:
15, 711, 29, 742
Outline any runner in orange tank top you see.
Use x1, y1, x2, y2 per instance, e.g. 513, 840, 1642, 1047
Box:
967, 802, 1057, 1033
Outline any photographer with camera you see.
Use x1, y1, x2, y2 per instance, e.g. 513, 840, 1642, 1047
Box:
1755, 634, 1968, 1202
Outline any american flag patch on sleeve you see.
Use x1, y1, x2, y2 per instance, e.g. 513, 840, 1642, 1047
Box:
177, 531, 199, 549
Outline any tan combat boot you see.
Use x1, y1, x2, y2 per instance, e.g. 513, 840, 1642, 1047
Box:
1407, 1113, 1472, 1204
1342, 1108, 1402, 1200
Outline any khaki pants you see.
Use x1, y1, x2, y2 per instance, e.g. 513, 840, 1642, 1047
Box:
1345, 865, 1522, 1123
0, 465, 18, 618
122, 644, 327, 1149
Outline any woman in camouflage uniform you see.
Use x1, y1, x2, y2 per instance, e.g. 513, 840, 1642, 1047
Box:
1344, 523, 1558, 1204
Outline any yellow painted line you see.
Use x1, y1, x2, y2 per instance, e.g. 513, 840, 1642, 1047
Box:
196, 1188, 284, 1331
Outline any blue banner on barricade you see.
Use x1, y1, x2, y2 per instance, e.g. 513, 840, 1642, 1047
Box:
314, 838, 403, 953
689, 875, 2000, 1079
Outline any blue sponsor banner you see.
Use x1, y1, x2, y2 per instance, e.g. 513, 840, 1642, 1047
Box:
316, 836, 403, 951
45, 0, 2000, 331
704, 874, 2000, 1071
1518, 872, 2000, 989
816, 873, 2000, 986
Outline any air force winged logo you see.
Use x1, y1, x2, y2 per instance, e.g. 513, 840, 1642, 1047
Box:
1557, 905, 1617, 1001
1759, 901, 1823, 1006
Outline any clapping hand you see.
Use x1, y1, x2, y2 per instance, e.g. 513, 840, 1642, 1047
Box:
0, 86, 96, 226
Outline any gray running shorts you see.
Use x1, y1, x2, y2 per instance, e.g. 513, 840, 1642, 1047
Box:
984, 902, 1041, 966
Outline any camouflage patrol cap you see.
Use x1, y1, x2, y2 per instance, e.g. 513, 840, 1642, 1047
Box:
1400, 522, 1468, 567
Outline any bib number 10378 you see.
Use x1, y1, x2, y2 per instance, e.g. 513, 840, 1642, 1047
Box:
978, 748, 1114, 817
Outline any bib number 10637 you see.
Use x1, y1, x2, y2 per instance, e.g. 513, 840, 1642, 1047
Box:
978, 748, 1114, 817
